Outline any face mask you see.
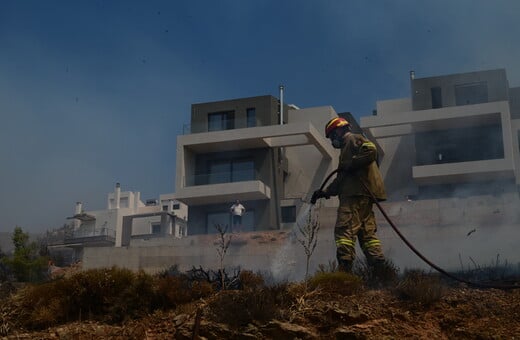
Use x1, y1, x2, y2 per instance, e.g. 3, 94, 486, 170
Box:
331, 137, 344, 149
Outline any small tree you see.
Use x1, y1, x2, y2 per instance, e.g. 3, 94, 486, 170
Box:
1, 226, 48, 282
297, 206, 320, 279
214, 223, 232, 290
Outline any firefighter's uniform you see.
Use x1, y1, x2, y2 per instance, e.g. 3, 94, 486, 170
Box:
324, 132, 387, 271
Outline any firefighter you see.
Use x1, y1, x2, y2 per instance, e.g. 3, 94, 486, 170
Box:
311, 117, 387, 273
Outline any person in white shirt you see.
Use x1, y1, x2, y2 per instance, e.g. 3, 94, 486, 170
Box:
229, 200, 245, 232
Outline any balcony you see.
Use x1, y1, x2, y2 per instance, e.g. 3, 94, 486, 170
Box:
48, 228, 116, 248
177, 121, 334, 157
175, 122, 335, 206
361, 101, 510, 131
185, 169, 257, 187
412, 158, 515, 185
175, 179, 271, 206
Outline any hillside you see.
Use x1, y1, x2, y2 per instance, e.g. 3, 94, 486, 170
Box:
2, 272, 519, 339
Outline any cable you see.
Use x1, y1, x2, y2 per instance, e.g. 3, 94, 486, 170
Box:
315, 169, 520, 290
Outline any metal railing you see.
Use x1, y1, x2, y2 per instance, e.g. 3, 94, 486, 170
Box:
67, 227, 116, 241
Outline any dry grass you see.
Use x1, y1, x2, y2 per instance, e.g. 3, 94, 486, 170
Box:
307, 271, 363, 296
394, 270, 447, 306
207, 288, 278, 327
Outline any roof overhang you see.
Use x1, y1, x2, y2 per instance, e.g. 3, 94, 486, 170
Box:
66, 213, 96, 222
178, 121, 335, 159
361, 101, 510, 131
412, 159, 515, 185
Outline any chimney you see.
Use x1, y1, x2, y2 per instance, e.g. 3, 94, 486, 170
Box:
74, 202, 82, 229
75, 201, 82, 215
135, 191, 140, 210
115, 182, 121, 209
279, 84, 284, 125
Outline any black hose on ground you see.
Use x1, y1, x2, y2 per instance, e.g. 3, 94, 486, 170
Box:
315, 169, 520, 290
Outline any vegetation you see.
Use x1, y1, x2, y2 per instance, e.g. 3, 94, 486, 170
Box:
0, 226, 48, 282
214, 223, 232, 290
296, 206, 320, 279
0, 226, 518, 338
0, 261, 518, 338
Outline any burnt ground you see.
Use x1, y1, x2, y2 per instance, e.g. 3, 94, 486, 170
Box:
3, 283, 520, 339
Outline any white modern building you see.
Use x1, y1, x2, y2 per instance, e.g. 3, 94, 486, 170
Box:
174, 95, 340, 234
49, 183, 188, 261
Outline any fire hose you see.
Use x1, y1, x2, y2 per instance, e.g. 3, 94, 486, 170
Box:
313, 169, 520, 290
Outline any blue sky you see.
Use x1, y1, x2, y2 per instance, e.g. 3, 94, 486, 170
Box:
1, 1, 520, 233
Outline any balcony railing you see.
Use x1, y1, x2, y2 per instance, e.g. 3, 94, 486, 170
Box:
183, 117, 263, 134
47, 227, 116, 246
68, 227, 116, 240
184, 169, 258, 186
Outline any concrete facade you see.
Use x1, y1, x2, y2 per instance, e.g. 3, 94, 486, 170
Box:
174, 95, 337, 234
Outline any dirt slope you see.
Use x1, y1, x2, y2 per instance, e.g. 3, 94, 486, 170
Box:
4, 285, 520, 339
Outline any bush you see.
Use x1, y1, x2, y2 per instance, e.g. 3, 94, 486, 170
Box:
353, 259, 399, 288
307, 271, 363, 296
394, 270, 446, 306
207, 287, 280, 327
239, 270, 265, 291
6, 267, 157, 329
153, 275, 214, 309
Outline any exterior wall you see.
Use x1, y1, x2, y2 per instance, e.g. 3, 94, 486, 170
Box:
189, 199, 270, 234
376, 98, 412, 115
376, 192, 520, 271
83, 193, 520, 280
74, 209, 118, 238
510, 118, 520, 185
283, 106, 340, 218
176, 97, 333, 234
131, 216, 162, 235
190, 95, 289, 132
412, 69, 509, 110
510, 87, 520, 119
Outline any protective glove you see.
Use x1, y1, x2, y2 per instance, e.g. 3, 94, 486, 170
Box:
310, 190, 329, 204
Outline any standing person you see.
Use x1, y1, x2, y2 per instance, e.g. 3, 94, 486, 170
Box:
311, 117, 387, 273
229, 200, 245, 232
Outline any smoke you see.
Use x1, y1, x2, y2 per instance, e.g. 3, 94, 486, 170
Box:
270, 204, 313, 282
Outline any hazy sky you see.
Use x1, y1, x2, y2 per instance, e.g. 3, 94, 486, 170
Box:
1, 1, 520, 233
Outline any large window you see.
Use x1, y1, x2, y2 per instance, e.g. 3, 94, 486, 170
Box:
151, 223, 161, 234
208, 159, 255, 184
415, 124, 503, 165
281, 206, 296, 223
455, 82, 488, 106
431, 87, 442, 108
208, 111, 234, 131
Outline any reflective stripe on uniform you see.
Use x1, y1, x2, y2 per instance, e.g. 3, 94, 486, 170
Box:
336, 238, 355, 248
361, 141, 376, 150
363, 239, 381, 249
